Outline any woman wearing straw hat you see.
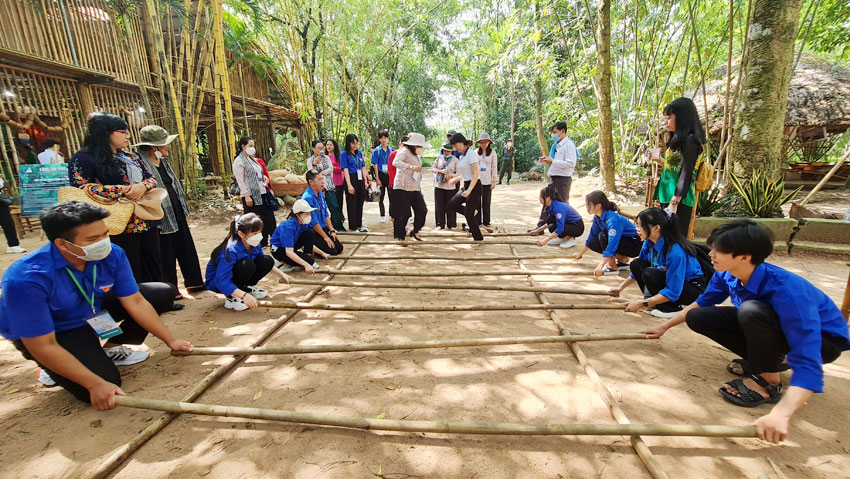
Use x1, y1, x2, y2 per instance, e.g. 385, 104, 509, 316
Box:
69, 113, 163, 284
392, 133, 429, 241
134, 125, 205, 296
432, 143, 459, 229
476, 133, 498, 229
446, 133, 483, 242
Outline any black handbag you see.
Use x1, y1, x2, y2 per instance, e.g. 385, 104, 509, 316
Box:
229, 179, 240, 197
263, 192, 281, 211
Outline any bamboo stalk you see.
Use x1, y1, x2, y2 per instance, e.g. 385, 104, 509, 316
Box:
175, 333, 649, 357
318, 269, 592, 277
258, 300, 624, 312
346, 239, 542, 246
333, 254, 585, 262
336, 231, 533, 237
114, 396, 756, 438
288, 278, 614, 296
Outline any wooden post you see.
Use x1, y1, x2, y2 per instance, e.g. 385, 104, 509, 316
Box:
687, 190, 700, 240
76, 83, 95, 117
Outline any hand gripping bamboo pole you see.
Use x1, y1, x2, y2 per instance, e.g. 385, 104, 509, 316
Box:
113, 396, 757, 438
174, 333, 649, 356
257, 300, 626, 312
287, 278, 616, 296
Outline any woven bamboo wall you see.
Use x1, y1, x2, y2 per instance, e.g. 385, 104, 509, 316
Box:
89, 84, 164, 145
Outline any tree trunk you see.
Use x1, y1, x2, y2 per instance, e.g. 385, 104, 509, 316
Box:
510, 77, 517, 171
731, 0, 803, 180
595, 0, 616, 192
534, 77, 547, 161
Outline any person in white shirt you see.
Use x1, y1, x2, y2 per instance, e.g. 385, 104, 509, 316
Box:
537, 121, 577, 227
37, 140, 63, 164
446, 133, 484, 243
475, 133, 498, 229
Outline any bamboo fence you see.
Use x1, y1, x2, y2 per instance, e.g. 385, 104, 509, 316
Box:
114, 396, 757, 439
258, 300, 625, 312
174, 333, 649, 356
288, 278, 616, 296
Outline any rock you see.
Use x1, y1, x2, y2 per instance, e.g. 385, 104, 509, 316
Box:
283, 196, 297, 206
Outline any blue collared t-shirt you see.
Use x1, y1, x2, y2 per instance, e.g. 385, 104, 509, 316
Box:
302, 187, 329, 228
204, 240, 265, 297
585, 210, 638, 258
547, 200, 582, 236
340, 150, 365, 175
696, 262, 850, 393
270, 217, 312, 250
631, 237, 704, 301
371, 146, 394, 174
0, 243, 139, 340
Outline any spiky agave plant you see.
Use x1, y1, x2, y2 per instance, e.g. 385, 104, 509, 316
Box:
728, 171, 803, 218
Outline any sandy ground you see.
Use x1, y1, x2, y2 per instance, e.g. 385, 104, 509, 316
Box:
1, 172, 849, 479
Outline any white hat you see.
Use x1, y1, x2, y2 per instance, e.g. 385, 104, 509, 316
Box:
402, 132, 431, 148
292, 199, 317, 214
476, 133, 492, 143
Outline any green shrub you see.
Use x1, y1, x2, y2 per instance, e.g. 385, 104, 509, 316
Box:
696, 186, 733, 217
728, 171, 802, 218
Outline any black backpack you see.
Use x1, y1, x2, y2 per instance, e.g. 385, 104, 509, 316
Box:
690, 242, 715, 280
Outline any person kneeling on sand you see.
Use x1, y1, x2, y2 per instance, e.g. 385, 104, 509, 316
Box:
530, 184, 584, 249
205, 213, 291, 312
0, 201, 192, 410
641, 219, 849, 443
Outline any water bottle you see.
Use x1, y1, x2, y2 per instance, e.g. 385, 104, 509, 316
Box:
844, 206, 850, 223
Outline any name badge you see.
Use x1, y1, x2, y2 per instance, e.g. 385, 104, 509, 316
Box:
381, 164, 388, 173
480, 165, 487, 172
356, 169, 363, 181
86, 311, 123, 340
413, 171, 421, 182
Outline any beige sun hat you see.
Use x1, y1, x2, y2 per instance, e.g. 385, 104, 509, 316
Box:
292, 199, 318, 214
402, 132, 431, 148
476, 133, 492, 143
133, 125, 178, 147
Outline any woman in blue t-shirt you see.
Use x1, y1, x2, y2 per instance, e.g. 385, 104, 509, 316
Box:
609, 208, 708, 318
270, 199, 331, 274
530, 184, 584, 249
340, 133, 371, 232
573, 190, 641, 276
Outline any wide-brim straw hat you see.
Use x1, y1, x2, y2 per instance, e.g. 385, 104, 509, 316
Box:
476, 133, 492, 143
441, 143, 454, 152
133, 125, 178, 147
402, 132, 431, 148
449, 132, 472, 146
57, 188, 134, 235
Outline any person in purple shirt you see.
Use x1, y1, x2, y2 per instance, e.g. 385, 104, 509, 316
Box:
641, 219, 850, 444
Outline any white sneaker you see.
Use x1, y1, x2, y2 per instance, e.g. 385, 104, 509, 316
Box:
6, 246, 26, 254
357, 226, 369, 233
104, 346, 149, 366
311, 262, 320, 270
277, 263, 295, 273
247, 286, 268, 299
559, 238, 577, 249
602, 266, 620, 275
224, 296, 249, 311
650, 309, 679, 319
37, 369, 56, 387
617, 261, 631, 271
548, 237, 565, 246
380, 216, 388, 223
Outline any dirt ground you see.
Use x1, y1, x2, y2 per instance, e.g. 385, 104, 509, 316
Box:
1, 172, 849, 479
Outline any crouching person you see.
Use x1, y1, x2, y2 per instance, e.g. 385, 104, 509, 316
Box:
0, 201, 193, 410
301, 170, 344, 257
271, 199, 330, 274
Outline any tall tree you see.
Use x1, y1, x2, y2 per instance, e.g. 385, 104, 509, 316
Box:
731, 0, 804, 180
595, 0, 616, 191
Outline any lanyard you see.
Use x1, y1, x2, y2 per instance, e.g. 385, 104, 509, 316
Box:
66, 265, 97, 314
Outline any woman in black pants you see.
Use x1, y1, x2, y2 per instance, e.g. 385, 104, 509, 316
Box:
340, 133, 370, 232
391, 133, 428, 241
573, 190, 642, 276
446, 133, 483, 242
609, 208, 708, 318
0, 177, 25, 254
432, 143, 459, 229
233, 136, 277, 247
270, 199, 331, 274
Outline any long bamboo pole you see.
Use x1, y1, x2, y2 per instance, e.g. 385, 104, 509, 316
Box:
333, 254, 586, 262
288, 278, 615, 296
336, 231, 533, 237
345, 239, 539, 245
114, 396, 756, 438
799, 146, 850, 206
257, 301, 624, 312
175, 333, 649, 357
317, 269, 593, 277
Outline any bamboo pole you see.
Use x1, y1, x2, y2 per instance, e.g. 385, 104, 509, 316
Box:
336, 231, 533, 237
346, 239, 541, 245
333, 254, 585, 261
257, 300, 624, 312
799, 146, 850, 206
175, 333, 649, 357
85, 237, 369, 479
114, 396, 756, 438
288, 278, 615, 296
317, 269, 593, 277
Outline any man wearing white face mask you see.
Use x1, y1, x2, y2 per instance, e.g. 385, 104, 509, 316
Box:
0, 201, 193, 410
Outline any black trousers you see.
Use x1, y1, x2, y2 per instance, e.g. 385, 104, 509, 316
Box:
313, 227, 344, 255
12, 281, 177, 403
160, 219, 204, 290
661, 202, 694, 237
242, 195, 277, 248
334, 184, 346, 223
498, 161, 512, 184
587, 230, 642, 258
0, 202, 19, 247
271, 228, 318, 266
434, 187, 458, 228
686, 301, 845, 375
393, 189, 427, 239
231, 256, 274, 293
629, 258, 706, 312
345, 177, 366, 230
111, 227, 163, 284
546, 216, 585, 239
538, 176, 572, 226
377, 172, 390, 217
480, 184, 493, 226
448, 181, 483, 241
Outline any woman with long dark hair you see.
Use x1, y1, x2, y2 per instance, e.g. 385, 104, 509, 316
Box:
573, 190, 641, 276
392, 133, 429, 241
326, 138, 345, 229
610, 208, 708, 318
340, 133, 370, 232
232, 136, 277, 247
655, 97, 706, 235
69, 113, 162, 284
446, 133, 483, 243
531, 184, 584, 249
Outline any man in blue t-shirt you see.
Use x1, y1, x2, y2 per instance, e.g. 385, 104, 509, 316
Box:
302, 170, 344, 256
0, 201, 192, 410
642, 219, 850, 444
371, 130, 394, 222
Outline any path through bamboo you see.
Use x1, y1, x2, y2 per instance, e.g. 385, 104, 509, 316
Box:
288, 278, 616, 296
174, 333, 649, 356
258, 300, 625, 312
114, 396, 757, 438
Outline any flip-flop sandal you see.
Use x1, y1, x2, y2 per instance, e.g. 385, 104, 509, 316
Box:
719, 375, 782, 408
726, 358, 790, 377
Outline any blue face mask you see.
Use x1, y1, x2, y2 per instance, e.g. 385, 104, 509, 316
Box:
551, 133, 559, 142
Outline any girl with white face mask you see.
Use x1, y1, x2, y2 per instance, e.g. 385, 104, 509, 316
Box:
204, 213, 291, 311
232, 136, 277, 247
269, 199, 331, 274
